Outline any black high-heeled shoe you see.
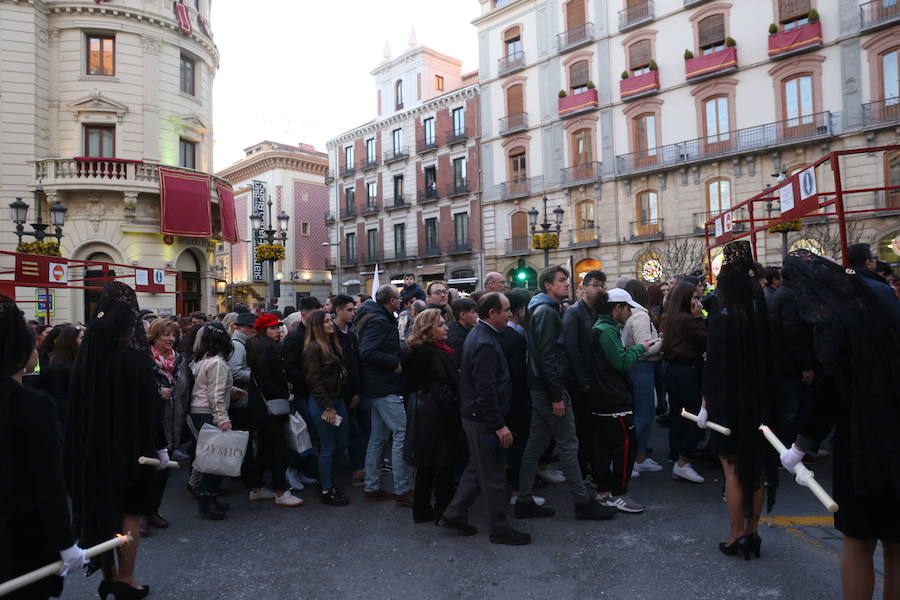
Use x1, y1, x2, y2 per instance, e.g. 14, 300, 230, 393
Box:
748, 532, 762, 558
98, 580, 113, 600
109, 581, 150, 599
718, 535, 745, 557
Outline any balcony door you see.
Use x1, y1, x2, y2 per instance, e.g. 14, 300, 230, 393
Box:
565, 0, 586, 43
635, 190, 659, 236
571, 129, 592, 179
632, 113, 657, 166
575, 200, 595, 243
511, 211, 529, 252
706, 178, 731, 221
703, 96, 732, 154
880, 48, 900, 121
782, 74, 815, 138
506, 84, 524, 129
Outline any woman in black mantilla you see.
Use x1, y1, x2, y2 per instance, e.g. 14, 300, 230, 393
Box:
66, 282, 167, 600
1, 295, 85, 599
699, 240, 778, 559
779, 249, 900, 600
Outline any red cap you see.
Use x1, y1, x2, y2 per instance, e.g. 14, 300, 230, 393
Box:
253, 313, 282, 331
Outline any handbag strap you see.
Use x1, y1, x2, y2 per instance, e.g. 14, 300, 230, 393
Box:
251, 375, 267, 402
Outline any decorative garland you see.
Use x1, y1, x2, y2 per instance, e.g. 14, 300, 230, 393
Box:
16, 241, 62, 257
532, 233, 559, 250
255, 243, 285, 262
768, 219, 803, 234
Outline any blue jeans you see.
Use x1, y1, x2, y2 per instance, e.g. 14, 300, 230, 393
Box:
307, 397, 349, 491
630, 360, 657, 458
363, 394, 411, 494
348, 395, 372, 471
663, 362, 704, 462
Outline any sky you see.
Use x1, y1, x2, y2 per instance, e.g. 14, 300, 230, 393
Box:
210, 0, 480, 170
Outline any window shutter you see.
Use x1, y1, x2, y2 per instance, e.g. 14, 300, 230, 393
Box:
504, 26, 520, 41
506, 84, 523, 114
629, 40, 652, 68
511, 211, 528, 238
779, 0, 810, 20
566, 0, 585, 31
569, 60, 589, 87
698, 14, 725, 48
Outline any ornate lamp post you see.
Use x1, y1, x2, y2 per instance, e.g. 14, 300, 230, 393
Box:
250, 195, 289, 310
528, 195, 564, 268
8, 183, 68, 246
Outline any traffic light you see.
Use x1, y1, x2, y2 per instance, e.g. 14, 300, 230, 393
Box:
514, 258, 528, 288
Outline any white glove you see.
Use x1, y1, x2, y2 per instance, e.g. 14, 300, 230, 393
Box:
155, 448, 170, 471
57, 544, 86, 576
696, 406, 708, 429
779, 444, 805, 474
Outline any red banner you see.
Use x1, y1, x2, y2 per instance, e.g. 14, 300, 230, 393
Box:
174, 2, 193, 35
15, 255, 69, 287
159, 167, 212, 237
216, 180, 239, 243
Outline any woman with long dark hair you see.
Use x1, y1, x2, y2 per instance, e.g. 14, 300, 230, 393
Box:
246, 313, 303, 507
700, 241, 778, 558
67, 282, 165, 599
41, 324, 79, 428
402, 308, 464, 523
1, 296, 84, 600
660, 281, 707, 483
304, 309, 350, 506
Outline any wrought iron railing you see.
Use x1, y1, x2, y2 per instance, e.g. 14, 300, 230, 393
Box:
557, 22, 595, 52
619, 0, 654, 30
499, 112, 528, 135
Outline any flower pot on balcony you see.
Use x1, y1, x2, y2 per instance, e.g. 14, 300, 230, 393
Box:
620, 71, 660, 101
558, 88, 599, 118
684, 46, 738, 82
767, 22, 822, 59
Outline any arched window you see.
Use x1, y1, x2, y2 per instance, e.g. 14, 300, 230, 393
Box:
571, 128, 592, 166
635, 189, 659, 236
574, 200, 595, 242
632, 113, 657, 165
565, 0, 586, 31
508, 147, 527, 185
703, 95, 730, 146
510, 211, 529, 252
629, 40, 652, 76
880, 47, 899, 104
782, 73, 814, 133
504, 26, 522, 60
395, 79, 403, 110
569, 60, 590, 94
706, 178, 731, 216
697, 14, 726, 55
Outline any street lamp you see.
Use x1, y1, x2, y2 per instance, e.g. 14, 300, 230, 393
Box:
8, 182, 67, 244
250, 195, 288, 310
529, 195, 564, 268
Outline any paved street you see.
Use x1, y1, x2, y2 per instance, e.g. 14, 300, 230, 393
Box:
59, 427, 876, 600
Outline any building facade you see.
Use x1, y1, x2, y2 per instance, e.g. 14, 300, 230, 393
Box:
0, 0, 223, 322
475, 0, 900, 287
216, 141, 330, 311
325, 42, 482, 295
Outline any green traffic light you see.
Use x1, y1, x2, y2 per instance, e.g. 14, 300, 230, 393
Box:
517, 271, 526, 280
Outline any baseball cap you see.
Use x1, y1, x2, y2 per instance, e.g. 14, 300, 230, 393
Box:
253, 313, 283, 331
607, 288, 642, 309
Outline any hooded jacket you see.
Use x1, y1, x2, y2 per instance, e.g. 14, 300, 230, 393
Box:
526, 292, 566, 402
589, 315, 645, 414
355, 299, 404, 397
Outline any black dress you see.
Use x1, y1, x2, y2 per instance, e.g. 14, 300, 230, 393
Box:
1, 377, 75, 599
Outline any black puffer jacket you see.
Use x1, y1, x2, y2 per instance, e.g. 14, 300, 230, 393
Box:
402, 344, 464, 467
355, 300, 404, 397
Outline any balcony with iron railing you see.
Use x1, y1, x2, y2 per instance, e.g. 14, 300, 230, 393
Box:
630, 218, 664, 241
693, 208, 748, 235
447, 127, 469, 145
446, 240, 473, 255
862, 98, 900, 129
361, 156, 378, 171
342, 253, 359, 266
619, 0, 654, 31
560, 162, 602, 187
616, 111, 832, 176
360, 250, 382, 265
447, 179, 469, 198
501, 177, 531, 200
499, 112, 528, 136
361, 201, 379, 216
417, 138, 438, 153
384, 247, 412, 262
505, 237, 532, 255
423, 243, 442, 257
340, 206, 356, 220
339, 164, 355, 177
569, 227, 600, 248
417, 187, 440, 204
385, 195, 409, 211
557, 22, 595, 53
860, 0, 900, 32
383, 146, 409, 164
498, 50, 526, 76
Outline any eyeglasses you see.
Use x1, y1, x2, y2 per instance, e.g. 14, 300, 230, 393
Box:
431, 289, 448, 295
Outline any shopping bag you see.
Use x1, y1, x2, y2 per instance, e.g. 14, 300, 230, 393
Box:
285, 411, 312, 454
192, 423, 249, 477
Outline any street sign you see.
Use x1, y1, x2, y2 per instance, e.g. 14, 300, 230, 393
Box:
35, 290, 54, 318
134, 267, 165, 293
15, 255, 69, 287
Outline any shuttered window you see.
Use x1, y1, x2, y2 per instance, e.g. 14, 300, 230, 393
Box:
629, 40, 652, 71
504, 26, 520, 41
566, 0, 585, 31
506, 84, 523, 115
779, 0, 810, 21
569, 60, 589, 93
698, 14, 725, 52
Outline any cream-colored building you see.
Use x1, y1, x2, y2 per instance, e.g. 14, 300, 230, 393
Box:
0, 0, 223, 322
475, 0, 900, 286
216, 141, 331, 311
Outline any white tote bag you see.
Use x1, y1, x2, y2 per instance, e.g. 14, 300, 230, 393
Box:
285, 411, 313, 454
192, 423, 249, 477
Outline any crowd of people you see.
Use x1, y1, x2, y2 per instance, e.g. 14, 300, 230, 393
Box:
0, 240, 898, 599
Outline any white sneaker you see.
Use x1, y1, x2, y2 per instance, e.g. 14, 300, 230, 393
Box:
537, 468, 566, 484
275, 491, 304, 507
604, 494, 645, 513
249, 488, 277, 501
631, 468, 641, 478
634, 458, 663, 472
672, 463, 704, 483
510, 494, 546, 506
285, 469, 305, 491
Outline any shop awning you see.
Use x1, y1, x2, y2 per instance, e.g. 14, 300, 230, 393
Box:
159, 167, 212, 237
215, 180, 239, 243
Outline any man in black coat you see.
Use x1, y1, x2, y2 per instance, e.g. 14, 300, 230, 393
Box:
562, 269, 606, 477
440, 292, 531, 545
356, 285, 412, 505
446, 297, 477, 359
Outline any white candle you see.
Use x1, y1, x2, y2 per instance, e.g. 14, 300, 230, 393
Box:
680, 408, 732, 436
0, 535, 132, 597
759, 425, 838, 513
138, 456, 180, 469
